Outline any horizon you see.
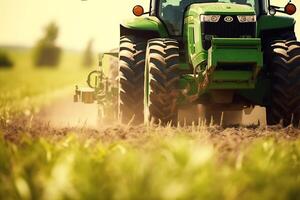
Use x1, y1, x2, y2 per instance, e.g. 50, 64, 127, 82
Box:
0, 0, 299, 52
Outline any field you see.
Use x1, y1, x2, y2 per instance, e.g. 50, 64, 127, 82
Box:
0, 49, 90, 122
1, 49, 300, 200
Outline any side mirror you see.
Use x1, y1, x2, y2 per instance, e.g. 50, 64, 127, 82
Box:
132, 5, 144, 17
269, 3, 296, 16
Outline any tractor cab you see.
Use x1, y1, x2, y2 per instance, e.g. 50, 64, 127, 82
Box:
133, 0, 296, 37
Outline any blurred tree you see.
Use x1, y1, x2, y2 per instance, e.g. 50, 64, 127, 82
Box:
0, 51, 13, 68
33, 22, 61, 67
82, 39, 94, 67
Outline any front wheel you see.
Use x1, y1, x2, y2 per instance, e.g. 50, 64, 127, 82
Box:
144, 39, 180, 125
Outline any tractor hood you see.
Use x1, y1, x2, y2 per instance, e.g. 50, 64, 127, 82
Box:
188, 3, 256, 15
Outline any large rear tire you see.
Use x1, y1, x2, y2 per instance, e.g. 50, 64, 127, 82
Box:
144, 39, 180, 125
118, 36, 146, 124
266, 39, 300, 127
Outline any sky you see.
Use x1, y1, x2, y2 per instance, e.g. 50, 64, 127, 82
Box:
0, 0, 149, 51
0, 0, 299, 52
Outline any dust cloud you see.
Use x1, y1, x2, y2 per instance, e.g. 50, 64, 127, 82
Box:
39, 94, 266, 128
39, 95, 99, 128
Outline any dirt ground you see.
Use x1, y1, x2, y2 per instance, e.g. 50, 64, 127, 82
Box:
1, 93, 299, 155
38, 95, 99, 128
37, 94, 267, 129
2, 113, 300, 157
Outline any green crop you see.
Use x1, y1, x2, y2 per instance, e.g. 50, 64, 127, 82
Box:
1, 129, 300, 200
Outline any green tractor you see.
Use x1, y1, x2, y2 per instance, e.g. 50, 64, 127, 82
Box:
117, 0, 299, 126
75, 0, 300, 127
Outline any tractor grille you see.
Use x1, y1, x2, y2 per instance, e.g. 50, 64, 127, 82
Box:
201, 15, 256, 50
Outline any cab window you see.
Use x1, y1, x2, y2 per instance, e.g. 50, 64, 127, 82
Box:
158, 0, 258, 35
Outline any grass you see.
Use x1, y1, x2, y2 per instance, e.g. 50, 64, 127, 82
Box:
0, 48, 300, 200
1, 126, 300, 200
0, 48, 91, 122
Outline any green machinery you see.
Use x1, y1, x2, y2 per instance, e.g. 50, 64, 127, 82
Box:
75, 0, 300, 127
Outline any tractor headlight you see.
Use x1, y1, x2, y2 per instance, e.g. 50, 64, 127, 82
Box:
200, 15, 221, 23
237, 15, 256, 23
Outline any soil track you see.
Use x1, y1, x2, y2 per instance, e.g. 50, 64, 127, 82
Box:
1, 93, 300, 155
38, 94, 99, 128
37, 93, 267, 128
3, 93, 297, 148
2, 115, 300, 157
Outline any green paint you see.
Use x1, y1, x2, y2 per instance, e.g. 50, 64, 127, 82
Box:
177, 36, 263, 103
184, 3, 257, 70
188, 3, 255, 15
209, 82, 255, 90
212, 71, 253, 81
208, 38, 263, 71
209, 71, 255, 89
238, 74, 271, 106
118, 1, 298, 112
122, 16, 169, 37
257, 15, 295, 34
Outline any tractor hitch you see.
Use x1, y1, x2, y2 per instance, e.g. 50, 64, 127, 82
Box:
73, 85, 95, 104
73, 52, 119, 122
